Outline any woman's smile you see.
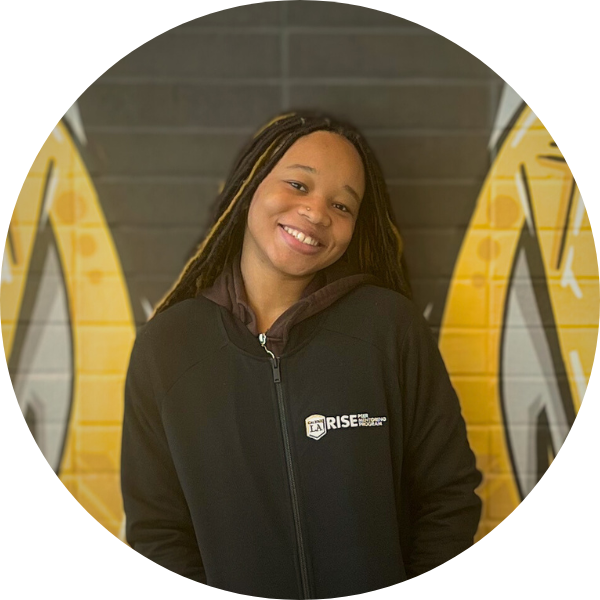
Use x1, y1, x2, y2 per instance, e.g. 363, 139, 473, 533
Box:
278, 224, 323, 252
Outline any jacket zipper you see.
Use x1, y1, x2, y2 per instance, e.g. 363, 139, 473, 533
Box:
259, 333, 310, 599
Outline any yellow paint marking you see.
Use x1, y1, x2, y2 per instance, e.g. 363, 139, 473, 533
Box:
2, 121, 135, 538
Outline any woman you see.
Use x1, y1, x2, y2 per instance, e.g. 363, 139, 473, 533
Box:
121, 111, 482, 599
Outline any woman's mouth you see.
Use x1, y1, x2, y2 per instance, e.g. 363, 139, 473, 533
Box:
278, 224, 324, 254
279, 225, 321, 247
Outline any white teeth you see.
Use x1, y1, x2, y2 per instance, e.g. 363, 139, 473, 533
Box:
283, 226, 319, 247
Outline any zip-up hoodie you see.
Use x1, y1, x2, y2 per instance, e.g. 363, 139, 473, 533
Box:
121, 259, 482, 599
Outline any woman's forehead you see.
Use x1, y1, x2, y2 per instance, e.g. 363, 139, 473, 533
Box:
282, 130, 356, 159
275, 131, 365, 189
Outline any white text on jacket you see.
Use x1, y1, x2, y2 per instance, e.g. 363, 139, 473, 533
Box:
305, 413, 387, 440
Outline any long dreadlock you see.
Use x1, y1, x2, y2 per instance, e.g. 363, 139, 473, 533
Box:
153, 110, 410, 317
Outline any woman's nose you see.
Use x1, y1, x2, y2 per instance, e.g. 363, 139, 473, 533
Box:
297, 196, 332, 227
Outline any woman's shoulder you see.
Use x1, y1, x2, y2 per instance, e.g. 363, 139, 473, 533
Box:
341, 284, 418, 322
134, 296, 221, 351
322, 284, 419, 345
128, 296, 226, 391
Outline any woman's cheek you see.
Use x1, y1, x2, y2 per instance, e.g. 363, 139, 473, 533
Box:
343, 220, 358, 247
261, 191, 287, 217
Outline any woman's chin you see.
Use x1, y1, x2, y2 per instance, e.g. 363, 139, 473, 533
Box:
267, 253, 326, 280
275, 264, 321, 280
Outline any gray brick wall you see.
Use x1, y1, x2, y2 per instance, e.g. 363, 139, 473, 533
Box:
76, 1, 504, 327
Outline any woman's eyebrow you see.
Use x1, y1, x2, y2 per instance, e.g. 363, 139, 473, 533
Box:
344, 185, 361, 204
285, 164, 317, 173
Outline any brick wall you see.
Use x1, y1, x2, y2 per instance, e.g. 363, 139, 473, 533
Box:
77, 1, 504, 329
3, 0, 595, 554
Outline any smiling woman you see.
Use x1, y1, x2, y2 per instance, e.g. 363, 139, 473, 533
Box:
120, 111, 482, 599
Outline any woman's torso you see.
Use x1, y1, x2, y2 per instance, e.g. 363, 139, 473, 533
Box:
140, 285, 414, 598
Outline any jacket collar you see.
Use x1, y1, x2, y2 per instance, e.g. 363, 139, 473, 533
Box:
201, 255, 375, 356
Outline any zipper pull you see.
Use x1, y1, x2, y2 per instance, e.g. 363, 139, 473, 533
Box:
258, 333, 281, 383
258, 332, 275, 358
271, 357, 281, 383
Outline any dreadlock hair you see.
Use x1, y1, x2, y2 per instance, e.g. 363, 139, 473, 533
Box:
153, 110, 410, 317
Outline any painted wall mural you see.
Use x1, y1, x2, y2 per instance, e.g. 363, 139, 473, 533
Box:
1, 2, 597, 551
2, 117, 135, 538
440, 92, 597, 534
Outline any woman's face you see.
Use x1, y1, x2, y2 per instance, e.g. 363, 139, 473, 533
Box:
242, 130, 366, 280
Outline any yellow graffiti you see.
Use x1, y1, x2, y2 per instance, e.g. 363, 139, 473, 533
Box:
440, 107, 598, 539
1, 122, 135, 538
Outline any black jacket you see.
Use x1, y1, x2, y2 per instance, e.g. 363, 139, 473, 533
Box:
121, 285, 482, 599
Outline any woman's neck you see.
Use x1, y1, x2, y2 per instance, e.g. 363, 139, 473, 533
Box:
240, 253, 314, 334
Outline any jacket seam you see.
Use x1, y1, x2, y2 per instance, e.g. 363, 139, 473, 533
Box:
153, 340, 229, 412
397, 314, 420, 443
398, 314, 417, 356
318, 323, 409, 381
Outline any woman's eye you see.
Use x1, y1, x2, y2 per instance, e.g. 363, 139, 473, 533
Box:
288, 181, 307, 192
333, 203, 350, 213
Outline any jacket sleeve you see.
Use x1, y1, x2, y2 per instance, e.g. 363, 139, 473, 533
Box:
121, 330, 206, 583
398, 311, 482, 578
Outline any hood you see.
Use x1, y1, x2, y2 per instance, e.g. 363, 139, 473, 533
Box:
201, 256, 376, 356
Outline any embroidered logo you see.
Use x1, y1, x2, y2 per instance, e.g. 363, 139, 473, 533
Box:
304, 413, 387, 440
305, 414, 327, 440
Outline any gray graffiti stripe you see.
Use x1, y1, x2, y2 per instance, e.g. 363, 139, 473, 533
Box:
10, 228, 73, 474
502, 245, 571, 498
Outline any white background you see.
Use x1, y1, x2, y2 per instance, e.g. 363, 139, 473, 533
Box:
1, 0, 598, 597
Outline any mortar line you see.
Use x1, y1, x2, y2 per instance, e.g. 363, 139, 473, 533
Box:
281, 2, 290, 110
